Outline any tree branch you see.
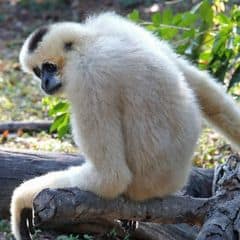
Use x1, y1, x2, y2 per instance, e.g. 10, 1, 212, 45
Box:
33, 188, 209, 228
0, 121, 52, 133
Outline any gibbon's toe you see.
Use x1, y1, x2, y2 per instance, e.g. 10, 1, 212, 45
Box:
11, 184, 35, 240
19, 208, 33, 240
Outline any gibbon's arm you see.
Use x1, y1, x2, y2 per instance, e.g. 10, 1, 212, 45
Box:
176, 57, 240, 150
11, 99, 132, 240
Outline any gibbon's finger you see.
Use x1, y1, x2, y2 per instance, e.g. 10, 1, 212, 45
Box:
27, 209, 34, 235
20, 208, 32, 240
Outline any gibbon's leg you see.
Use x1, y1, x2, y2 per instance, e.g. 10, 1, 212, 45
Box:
11, 104, 132, 240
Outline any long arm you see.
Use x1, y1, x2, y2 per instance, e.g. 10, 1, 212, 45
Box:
176, 57, 240, 150
11, 97, 132, 240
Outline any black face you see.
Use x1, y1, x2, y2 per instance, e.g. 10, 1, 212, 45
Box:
33, 62, 62, 95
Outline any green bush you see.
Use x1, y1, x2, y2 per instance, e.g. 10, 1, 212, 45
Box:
129, 0, 240, 91
42, 97, 70, 138
45, 0, 240, 138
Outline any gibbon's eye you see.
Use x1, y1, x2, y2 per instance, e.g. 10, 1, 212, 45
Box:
42, 62, 57, 73
33, 66, 41, 78
64, 42, 73, 51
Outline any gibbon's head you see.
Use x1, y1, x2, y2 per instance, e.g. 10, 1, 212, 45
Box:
19, 22, 90, 95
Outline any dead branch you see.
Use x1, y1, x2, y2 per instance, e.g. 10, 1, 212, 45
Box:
0, 121, 52, 133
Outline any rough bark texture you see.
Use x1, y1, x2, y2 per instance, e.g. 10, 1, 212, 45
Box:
34, 189, 209, 227
0, 150, 239, 240
196, 154, 240, 240
0, 150, 83, 218
0, 149, 212, 219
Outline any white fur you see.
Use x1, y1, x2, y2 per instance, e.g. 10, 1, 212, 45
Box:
12, 12, 240, 240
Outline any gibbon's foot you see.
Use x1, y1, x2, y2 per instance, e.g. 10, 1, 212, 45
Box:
119, 219, 138, 233
19, 208, 33, 240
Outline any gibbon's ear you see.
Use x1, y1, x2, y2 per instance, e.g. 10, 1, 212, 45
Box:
28, 26, 49, 53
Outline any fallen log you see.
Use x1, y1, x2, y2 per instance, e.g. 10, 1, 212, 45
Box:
0, 149, 205, 239
0, 149, 212, 218
0, 121, 52, 133
32, 154, 240, 240
1, 150, 239, 240
0, 149, 83, 218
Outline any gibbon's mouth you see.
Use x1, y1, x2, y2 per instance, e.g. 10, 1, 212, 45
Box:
43, 81, 62, 95
36, 62, 62, 95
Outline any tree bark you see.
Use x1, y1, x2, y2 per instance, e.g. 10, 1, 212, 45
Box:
32, 154, 240, 240
0, 149, 212, 218
0, 150, 83, 218
1, 150, 239, 240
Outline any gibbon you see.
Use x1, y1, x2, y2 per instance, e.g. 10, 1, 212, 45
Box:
11, 12, 240, 240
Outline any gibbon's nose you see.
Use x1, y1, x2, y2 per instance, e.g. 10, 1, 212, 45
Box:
41, 75, 62, 95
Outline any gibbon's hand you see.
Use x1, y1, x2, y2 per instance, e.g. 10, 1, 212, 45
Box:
11, 161, 131, 240
19, 208, 34, 240
11, 170, 71, 240
11, 183, 37, 240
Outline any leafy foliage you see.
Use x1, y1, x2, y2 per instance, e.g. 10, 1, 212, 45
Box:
0, 219, 13, 240
0, 220, 10, 233
42, 97, 70, 138
46, 0, 240, 138
129, 0, 240, 90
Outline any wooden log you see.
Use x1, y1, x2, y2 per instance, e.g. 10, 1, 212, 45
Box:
0, 150, 83, 218
0, 149, 216, 240
196, 154, 240, 240
0, 121, 52, 133
0, 149, 213, 218
33, 189, 209, 227
32, 154, 240, 240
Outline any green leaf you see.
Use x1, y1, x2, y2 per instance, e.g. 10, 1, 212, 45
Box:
180, 12, 197, 27
182, 29, 195, 38
50, 113, 66, 133
162, 9, 172, 24
217, 13, 231, 24
49, 101, 69, 116
212, 32, 227, 56
172, 13, 182, 25
198, 0, 213, 25
151, 12, 161, 26
57, 114, 70, 138
128, 10, 140, 23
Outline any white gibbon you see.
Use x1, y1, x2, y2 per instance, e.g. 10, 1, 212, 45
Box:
11, 12, 240, 240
